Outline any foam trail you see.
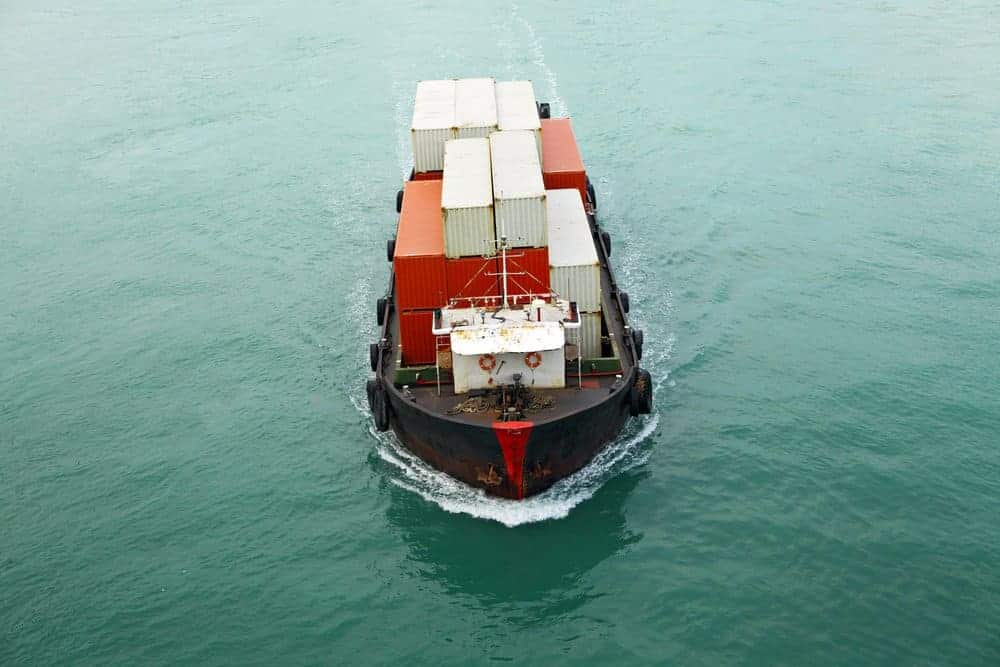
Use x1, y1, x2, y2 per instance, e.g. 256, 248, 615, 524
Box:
509, 2, 568, 116
391, 78, 413, 181
371, 413, 659, 527
347, 72, 413, 373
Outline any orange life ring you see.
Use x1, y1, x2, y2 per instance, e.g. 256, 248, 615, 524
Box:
478, 354, 496, 372
524, 352, 542, 369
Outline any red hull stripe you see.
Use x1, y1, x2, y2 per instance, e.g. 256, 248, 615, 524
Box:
492, 421, 534, 499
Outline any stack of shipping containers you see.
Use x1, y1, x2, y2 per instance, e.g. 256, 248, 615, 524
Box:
398, 79, 609, 367
441, 138, 499, 309
393, 180, 446, 366
540, 116, 602, 358
546, 189, 603, 360
489, 130, 551, 304
445, 81, 500, 311
397, 80, 502, 365
411, 78, 498, 175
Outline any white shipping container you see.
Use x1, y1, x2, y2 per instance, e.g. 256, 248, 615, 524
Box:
496, 81, 542, 160
411, 80, 456, 173
442, 138, 495, 258
546, 188, 601, 312
490, 130, 547, 248
455, 78, 498, 139
574, 312, 603, 359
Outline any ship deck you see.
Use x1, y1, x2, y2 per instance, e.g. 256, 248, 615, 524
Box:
378, 208, 638, 428
396, 372, 625, 427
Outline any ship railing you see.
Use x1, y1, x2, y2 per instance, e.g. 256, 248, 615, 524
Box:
430, 308, 448, 396
573, 326, 583, 388
443, 292, 558, 309
434, 335, 450, 397
566, 301, 583, 388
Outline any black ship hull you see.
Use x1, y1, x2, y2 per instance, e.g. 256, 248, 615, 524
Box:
384, 368, 637, 499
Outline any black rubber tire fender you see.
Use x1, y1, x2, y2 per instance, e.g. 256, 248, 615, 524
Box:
387, 238, 396, 262
637, 368, 653, 414
600, 230, 611, 257
587, 181, 597, 209
372, 384, 390, 432
628, 382, 641, 417
537, 102, 551, 119
396, 189, 404, 213
620, 291, 630, 314
366, 378, 378, 412
633, 328, 644, 349
376, 297, 387, 326
369, 343, 380, 372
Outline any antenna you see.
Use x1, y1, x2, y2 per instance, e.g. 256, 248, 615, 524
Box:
498, 189, 509, 308
500, 236, 510, 308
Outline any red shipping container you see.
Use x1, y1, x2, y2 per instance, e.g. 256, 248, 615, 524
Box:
399, 309, 438, 366
541, 118, 588, 207
504, 247, 550, 305
446, 256, 500, 308
412, 170, 442, 181
394, 180, 447, 310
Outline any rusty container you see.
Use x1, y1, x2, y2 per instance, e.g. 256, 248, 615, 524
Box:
394, 180, 447, 310
446, 255, 500, 308
540, 118, 587, 207
399, 309, 438, 366
504, 246, 550, 305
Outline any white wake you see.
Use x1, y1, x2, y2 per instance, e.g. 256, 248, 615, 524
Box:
504, 2, 569, 117
370, 412, 658, 527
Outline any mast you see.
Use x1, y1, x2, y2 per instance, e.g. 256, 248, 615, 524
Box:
500, 235, 509, 308
497, 188, 509, 308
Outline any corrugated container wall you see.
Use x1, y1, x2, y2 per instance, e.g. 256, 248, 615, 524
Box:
541, 118, 587, 207
546, 188, 601, 312
490, 131, 547, 248
442, 138, 495, 257
446, 256, 500, 308
496, 81, 542, 161
574, 312, 603, 359
411, 80, 456, 173
399, 309, 438, 366
455, 78, 498, 139
503, 247, 550, 304
394, 180, 446, 310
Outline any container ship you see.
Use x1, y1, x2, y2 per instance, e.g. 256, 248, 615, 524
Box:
367, 78, 652, 499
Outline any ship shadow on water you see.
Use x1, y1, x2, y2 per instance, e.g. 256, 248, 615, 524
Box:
383, 469, 645, 611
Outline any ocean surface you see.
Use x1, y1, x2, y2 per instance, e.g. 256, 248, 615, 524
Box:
3, 1, 999, 664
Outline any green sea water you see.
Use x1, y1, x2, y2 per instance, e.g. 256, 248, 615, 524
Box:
3, 1, 999, 664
